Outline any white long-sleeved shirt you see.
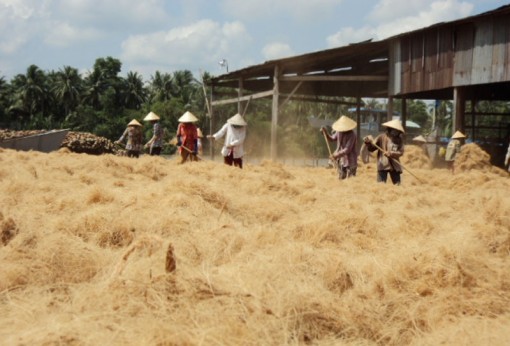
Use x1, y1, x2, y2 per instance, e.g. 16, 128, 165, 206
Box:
212, 123, 246, 159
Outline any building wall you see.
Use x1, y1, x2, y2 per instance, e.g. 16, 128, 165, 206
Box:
391, 11, 510, 96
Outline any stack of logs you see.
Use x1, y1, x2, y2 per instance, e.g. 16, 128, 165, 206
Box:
0, 129, 120, 155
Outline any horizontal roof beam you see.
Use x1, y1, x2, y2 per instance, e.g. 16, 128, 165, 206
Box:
280, 75, 388, 82
211, 90, 273, 106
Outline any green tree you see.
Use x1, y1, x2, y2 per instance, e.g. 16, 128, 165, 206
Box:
149, 71, 175, 103
10, 65, 52, 128
122, 71, 147, 110
51, 66, 83, 120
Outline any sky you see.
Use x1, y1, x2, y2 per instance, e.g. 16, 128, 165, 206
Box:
0, 0, 506, 82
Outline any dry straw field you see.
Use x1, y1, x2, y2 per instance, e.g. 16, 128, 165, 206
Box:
1, 143, 509, 345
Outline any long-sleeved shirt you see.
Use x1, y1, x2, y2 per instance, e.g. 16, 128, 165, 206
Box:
331, 130, 358, 168
445, 139, 461, 162
212, 123, 246, 159
148, 122, 164, 148
366, 133, 404, 172
176, 123, 198, 152
118, 126, 143, 151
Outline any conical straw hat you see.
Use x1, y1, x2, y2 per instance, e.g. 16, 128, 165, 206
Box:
412, 135, 426, 143
332, 115, 356, 132
227, 113, 247, 126
127, 119, 142, 126
144, 111, 160, 121
451, 130, 466, 139
178, 111, 198, 123
197, 128, 203, 138
382, 119, 405, 133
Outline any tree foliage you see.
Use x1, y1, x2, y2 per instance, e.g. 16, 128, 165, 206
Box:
1, 58, 508, 158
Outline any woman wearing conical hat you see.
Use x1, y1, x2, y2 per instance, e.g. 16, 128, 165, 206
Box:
321, 115, 358, 179
143, 111, 164, 156
445, 130, 466, 174
363, 119, 405, 185
207, 113, 247, 169
116, 119, 143, 158
412, 135, 429, 158
176, 111, 199, 163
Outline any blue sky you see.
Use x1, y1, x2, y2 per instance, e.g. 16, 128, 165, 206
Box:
0, 0, 505, 81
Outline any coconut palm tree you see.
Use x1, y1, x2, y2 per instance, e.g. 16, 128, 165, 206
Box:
149, 71, 175, 103
10, 65, 51, 126
122, 71, 147, 110
52, 66, 83, 120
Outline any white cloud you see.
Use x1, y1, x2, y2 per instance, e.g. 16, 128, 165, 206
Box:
43, 21, 102, 46
373, 0, 474, 39
262, 42, 294, 60
120, 19, 251, 72
327, 0, 474, 47
56, 0, 168, 24
222, 0, 344, 21
327, 26, 375, 48
0, 0, 45, 53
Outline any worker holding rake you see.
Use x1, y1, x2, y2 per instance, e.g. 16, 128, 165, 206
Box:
207, 113, 247, 169
321, 115, 358, 179
176, 111, 199, 163
364, 119, 405, 185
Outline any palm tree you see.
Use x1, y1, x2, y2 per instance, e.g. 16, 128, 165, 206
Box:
10, 65, 50, 126
172, 70, 199, 107
122, 71, 147, 109
82, 69, 105, 110
149, 71, 175, 103
52, 66, 83, 119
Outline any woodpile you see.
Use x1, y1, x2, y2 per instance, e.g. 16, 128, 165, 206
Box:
0, 129, 120, 155
61, 131, 118, 155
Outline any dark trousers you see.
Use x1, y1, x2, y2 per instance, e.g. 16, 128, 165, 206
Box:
127, 150, 140, 158
377, 170, 401, 185
150, 147, 162, 156
224, 152, 243, 168
339, 166, 357, 179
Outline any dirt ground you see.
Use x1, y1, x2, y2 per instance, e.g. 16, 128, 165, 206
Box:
1, 143, 509, 345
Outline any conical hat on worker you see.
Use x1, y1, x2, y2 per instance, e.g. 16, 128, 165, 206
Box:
332, 115, 356, 132
127, 119, 142, 126
451, 130, 466, 139
178, 111, 198, 123
227, 113, 247, 126
412, 135, 426, 143
143, 111, 160, 121
197, 128, 203, 138
382, 119, 405, 133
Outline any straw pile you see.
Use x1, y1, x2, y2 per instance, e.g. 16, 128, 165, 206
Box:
0, 146, 509, 345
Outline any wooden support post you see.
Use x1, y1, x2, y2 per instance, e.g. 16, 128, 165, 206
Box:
401, 97, 407, 137
271, 65, 280, 160
238, 78, 243, 114
453, 87, 465, 133
356, 97, 361, 150
210, 84, 215, 160
387, 97, 394, 121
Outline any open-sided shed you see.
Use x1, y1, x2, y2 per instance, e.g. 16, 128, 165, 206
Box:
208, 4, 510, 161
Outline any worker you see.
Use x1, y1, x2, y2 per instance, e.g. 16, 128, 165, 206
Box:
321, 115, 358, 179
196, 128, 204, 156
445, 130, 466, 174
412, 135, 429, 158
505, 140, 510, 173
143, 111, 164, 156
364, 119, 405, 185
207, 113, 247, 169
116, 119, 143, 158
176, 111, 199, 163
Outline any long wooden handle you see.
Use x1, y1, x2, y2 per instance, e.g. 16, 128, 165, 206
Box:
369, 140, 424, 183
